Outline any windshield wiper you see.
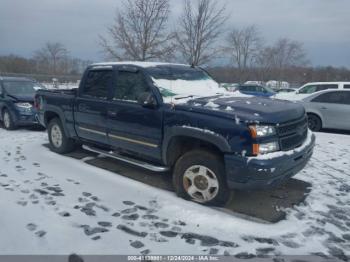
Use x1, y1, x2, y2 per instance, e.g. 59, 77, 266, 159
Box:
174, 95, 195, 100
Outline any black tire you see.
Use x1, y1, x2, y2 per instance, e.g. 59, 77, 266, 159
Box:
2, 109, 16, 130
173, 149, 230, 206
307, 114, 322, 132
47, 118, 76, 154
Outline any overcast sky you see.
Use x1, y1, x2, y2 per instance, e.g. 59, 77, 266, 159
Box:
0, 0, 349, 67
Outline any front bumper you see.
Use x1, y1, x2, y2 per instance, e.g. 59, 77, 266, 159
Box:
14, 111, 39, 126
224, 132, 315, 190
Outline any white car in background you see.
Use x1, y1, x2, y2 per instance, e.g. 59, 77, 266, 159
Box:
275, 82, 350, 101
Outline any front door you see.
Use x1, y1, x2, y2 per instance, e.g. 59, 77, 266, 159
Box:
74, 69, 112, 145
107, 68, 163, 161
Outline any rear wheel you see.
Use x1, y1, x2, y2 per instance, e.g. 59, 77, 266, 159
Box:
173, 150, 230, 206
307, 114, 322, 132
2, 109, 16, 130
48, 118, 76, 154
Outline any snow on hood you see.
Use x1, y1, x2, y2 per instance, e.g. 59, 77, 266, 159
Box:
181, 95, 306, 124
151, 77, 251, 104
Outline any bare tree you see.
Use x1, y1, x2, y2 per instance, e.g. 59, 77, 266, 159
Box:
255, 38, 308, 81
100, 0, 173, 61
270, 38, 308, 69
175, 0, 227, 66
225, 25, 262, 82
34, 42, 69, 74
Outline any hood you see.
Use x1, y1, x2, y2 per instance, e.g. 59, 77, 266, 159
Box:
177, 95, 305, 124
7, 94, 35, 103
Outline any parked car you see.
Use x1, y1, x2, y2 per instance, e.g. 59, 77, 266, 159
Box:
237, 85, 276, 97
35, 62, 315, 206
275, 82, 350, 101
220, 83, 240, 92
301, 90, 350, 132
0, 76, 43, 130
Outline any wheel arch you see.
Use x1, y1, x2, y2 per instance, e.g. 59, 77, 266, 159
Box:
162, 126, 231, 167
307, 111, 323, 128
44, 108, 70, 137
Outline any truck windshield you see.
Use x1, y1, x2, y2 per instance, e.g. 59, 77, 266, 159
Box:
3, 81, 40, 96
146, 66, 226, 101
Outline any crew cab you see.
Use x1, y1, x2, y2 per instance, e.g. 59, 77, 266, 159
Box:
0, 76, 43, 130
35, 62, 315, 206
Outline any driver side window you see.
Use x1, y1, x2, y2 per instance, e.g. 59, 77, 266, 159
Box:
114, 71, 150, 102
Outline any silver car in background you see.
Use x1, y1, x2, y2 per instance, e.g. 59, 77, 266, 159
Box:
301, 90, 350, 131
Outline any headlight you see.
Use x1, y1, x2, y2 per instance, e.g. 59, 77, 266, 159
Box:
258, 141, 280, 154
15, 102, 32, 109
15, 103, 33, 112
249, 125, 276, 137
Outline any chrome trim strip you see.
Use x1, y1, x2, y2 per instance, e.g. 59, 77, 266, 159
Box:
108, 133, 158, 148
82, 145, 169, 172
78, 126, 106, 136
78, 126, 158, 148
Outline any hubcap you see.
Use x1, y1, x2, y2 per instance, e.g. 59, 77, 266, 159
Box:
51, 124, 63, 148
183, 165, 219, 203
3, 112, 10, 128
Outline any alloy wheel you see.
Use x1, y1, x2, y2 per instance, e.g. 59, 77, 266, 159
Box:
183, 165, 219, 203
51, 124, 63, 148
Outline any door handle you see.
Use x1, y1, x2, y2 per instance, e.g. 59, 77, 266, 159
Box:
321, 107, 328, 110
107, 110, 118, 117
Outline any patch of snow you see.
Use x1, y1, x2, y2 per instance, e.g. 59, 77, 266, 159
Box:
0, 128, 349, 257
91, 61, 188, 68
181, 125, 218, 136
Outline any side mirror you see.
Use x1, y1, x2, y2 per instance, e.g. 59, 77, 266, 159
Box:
137, 92, 157, 108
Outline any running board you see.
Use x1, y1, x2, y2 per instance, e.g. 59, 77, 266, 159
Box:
82, 145, 170, 172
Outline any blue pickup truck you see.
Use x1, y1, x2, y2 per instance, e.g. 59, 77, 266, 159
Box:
35, 62, 315, 206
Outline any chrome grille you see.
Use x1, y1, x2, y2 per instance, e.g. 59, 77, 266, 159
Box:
278, 116, 308, 151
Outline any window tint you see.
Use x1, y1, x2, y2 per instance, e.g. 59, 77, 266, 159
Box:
344, 85, 350, 89
114, 71, 149, 101
82, 70, 112, 99
299, 84, 338, 94
240, 86, 257, 92
299, 85, 317, 94
312, 91, 350, 105
316, 84, 337, 92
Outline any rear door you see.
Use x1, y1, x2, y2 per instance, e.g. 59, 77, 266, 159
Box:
74, 68, 113, 145
311, 91, 350, 130
107, 67, 163, 161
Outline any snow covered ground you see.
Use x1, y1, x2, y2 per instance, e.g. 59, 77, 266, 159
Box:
0, 128, 349, 258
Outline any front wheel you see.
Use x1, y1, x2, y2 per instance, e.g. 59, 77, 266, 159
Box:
173, 150, 230, 206
2, 109, 16, 130
307, 114, 322, 132
48, 118, 76, 154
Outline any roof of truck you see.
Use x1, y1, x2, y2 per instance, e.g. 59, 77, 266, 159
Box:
91, 61, 190, 68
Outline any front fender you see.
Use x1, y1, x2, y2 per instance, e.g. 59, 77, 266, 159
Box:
162, 125, 231, 164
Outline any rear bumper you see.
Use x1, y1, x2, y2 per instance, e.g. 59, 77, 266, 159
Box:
224, 132, 315, 190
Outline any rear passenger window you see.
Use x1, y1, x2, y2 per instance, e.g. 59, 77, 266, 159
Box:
312, 91, 350, 105
114, 71, 150, 101
82, 70, 112, 99
316, 84, 338, 92
344, 85, 350, 89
